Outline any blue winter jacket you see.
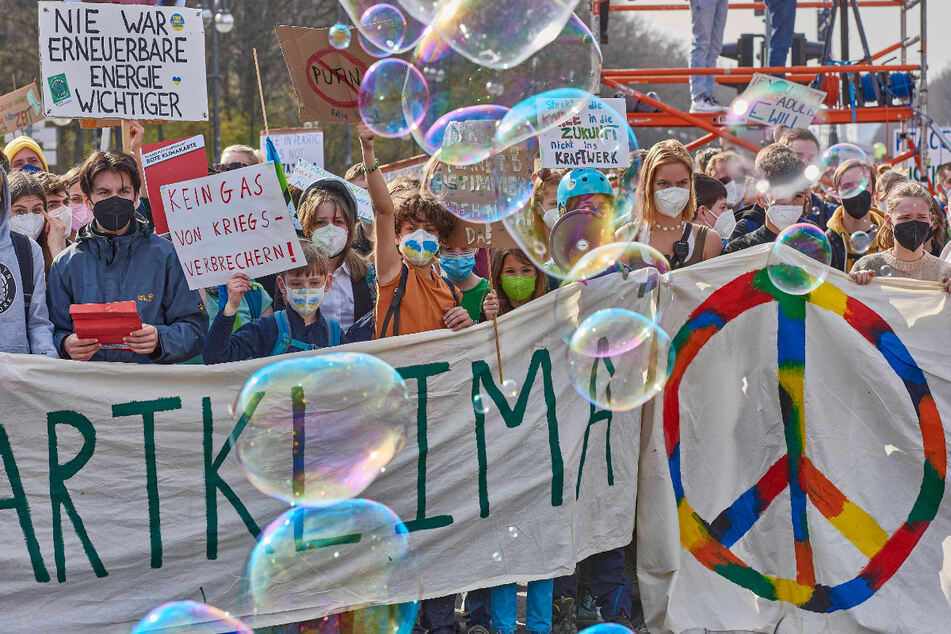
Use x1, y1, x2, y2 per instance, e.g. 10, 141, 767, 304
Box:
46, 216, 208, 363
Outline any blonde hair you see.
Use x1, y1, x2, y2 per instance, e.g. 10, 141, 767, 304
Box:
878, 181, 934, 249
220, 145, 259, 165
637, 139, 696, 224
704, 151, 739, 179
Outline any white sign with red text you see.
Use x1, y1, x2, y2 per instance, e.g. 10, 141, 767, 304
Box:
160, 162, 301, 289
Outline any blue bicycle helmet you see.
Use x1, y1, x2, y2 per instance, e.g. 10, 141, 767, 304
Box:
556, 168, 613, 210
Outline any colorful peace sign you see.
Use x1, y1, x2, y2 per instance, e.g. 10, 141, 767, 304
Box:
664, 269, 947, 612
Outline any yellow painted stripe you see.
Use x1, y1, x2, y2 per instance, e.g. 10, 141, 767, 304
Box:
807, 280, 849, 316
827, 500, 889, 559
678, 499, 709, 551
769, 576, 814, 605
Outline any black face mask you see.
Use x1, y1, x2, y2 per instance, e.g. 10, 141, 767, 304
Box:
842, 189, 872, 219
92, 196, 136, 232
892, 219, 932, 251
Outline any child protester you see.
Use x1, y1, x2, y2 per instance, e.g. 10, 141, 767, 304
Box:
482, 248, 548, 319
202, 241, 342, 364
7, 171, 69, 273
439, 246, 489, 322
693, 173, 734, 245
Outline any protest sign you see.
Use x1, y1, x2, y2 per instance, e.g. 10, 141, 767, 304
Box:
382, 155, 427, 184
638, 247, 951, 633
141, 135, 208, 235
892, 127, 950, 184
259, 127, 324, 173
276, 25, 378, 124
0, 83, 45, 136
38, 2, 208, 121
447, 219, 518, 249
739, 73, 826, 129
287, 158, 374, 224
160, 162, 300, 289
0, 277, 643, 631
538, 96, 630, 169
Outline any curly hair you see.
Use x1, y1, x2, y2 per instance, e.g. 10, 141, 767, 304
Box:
393, 192, 456, 243
753, 143, 807, 199
694, 147, 721, 174
878, 181, 939, 250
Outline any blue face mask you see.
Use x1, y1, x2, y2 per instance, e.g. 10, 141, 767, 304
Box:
18, 164, 42, 174
440, 252, 476, 281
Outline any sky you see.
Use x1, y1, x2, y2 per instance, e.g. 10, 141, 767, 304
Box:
638, 3, 947, 76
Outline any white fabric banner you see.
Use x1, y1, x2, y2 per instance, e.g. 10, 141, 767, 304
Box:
639, 247, 951, 633
0, 278, 640, 632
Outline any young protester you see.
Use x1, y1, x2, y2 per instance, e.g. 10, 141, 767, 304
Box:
37, 172, 68, 211
0, 168, 57, 357
687, 0, 729, 113
723, 143, 810, 253
927, 197, 948, 258
617, 140, 722, 268
874, 169, 908, 209
46, 151, 207, 363
704, 150, 744, 210
4, 136, 48, 172
216, 144, 259, 172
851, 181, 951, 289
482, 248, 549, 319
7, 171, 69, 273
297, 178, 376, 340
440, 246, 489, 322
203, 242, 341, 364
693, 173, 735, 244
694, 147, 721, 174
825, 160, 885, 273
778, 127, 836, 229
344, 161, 375, 257
63, 166, 93, 239
934, 162, 951, 214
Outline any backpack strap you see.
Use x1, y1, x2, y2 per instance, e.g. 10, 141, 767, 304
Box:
245, 282, 263, 320
441, 275, 460, 305
10, 231, 33, 329
270, 310, 291, 356
380, 263, 410, 338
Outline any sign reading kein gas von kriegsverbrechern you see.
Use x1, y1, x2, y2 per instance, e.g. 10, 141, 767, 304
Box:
38, 1, 208, 121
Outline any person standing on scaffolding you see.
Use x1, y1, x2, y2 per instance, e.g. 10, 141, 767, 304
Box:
766, 0, 796, 67
688, 0, 730, 113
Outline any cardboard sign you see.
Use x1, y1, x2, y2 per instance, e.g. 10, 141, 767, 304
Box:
160, 163, 301, 289
69, 301, 141, 349
141, 135, 208, 234
739, 73, 826, 129
447, 219, 518, 249
38, 2, 208, 121
287, 158, 374, 224
276, 24, 378, 124
259, 128, 324, 174
0, 84, 46, 136
538, 96, 630, 169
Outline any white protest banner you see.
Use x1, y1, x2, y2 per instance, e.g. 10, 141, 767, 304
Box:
38, 1, 208, 121
260, 128, 324, 174
538, 96, 630, 169
892, 128, 951, 185
638, 246, 951, 633
739, 73, 826, 129
0, 277, 642, 631
161, 162, 300, 289
288, 158, 374, 224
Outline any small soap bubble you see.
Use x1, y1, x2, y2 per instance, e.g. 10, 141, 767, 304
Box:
329, 24, 352, 50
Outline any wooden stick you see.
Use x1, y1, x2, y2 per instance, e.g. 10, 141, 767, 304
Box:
252, 48, 269, 137
120, 120, 132, 154
487, 266, 504, 384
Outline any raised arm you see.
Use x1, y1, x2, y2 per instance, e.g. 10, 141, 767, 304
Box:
358, 123, 402, 285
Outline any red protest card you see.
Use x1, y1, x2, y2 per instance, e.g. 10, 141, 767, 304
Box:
69, 301, 142, 349
141, 135, 208, 234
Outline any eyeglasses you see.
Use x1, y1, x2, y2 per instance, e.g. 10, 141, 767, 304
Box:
212, 161, 247, 173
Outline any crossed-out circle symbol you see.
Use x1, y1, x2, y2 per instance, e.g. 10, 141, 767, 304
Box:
663, 268, 947, 612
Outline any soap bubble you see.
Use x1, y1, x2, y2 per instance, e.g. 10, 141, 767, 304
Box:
580, 624, 635, 633
241, 500, 420, 630
849, 230, 873, 254
359, 4, 406, 54
303, 603, 419, 633
767, 223, 832, 295
833, 158, 871, 200
878, 264, 895, 278
416, 105, 509, 165
329, 24, 352, 50
397, 0, 445, 22
567, 310, 673, 411
359, 59, 430, 138
500, 379, 519, 403
548, 210, 616, 274
232, 353, 412, 508
473, 393, 492, 414
814, 143, 868, 197
132, 601, 251, 633
432, 0, 581, 70
491, 551, 503, 563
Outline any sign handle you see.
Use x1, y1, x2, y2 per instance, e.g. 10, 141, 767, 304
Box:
487, 267, 504, 384
253, 48, 270, 137
121, 120, 132, 154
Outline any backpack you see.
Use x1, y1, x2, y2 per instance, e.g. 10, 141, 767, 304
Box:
10, 231, 33, 328
270, 310, 341, 356
216, 282, 264, 329
379, 263, 460, 338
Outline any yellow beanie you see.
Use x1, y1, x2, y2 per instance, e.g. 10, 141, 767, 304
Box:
4, 136, 48, 172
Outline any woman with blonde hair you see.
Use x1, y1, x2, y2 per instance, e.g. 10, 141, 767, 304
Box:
618, 139, 722, 268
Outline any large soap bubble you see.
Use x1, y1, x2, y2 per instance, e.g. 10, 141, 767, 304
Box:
359, 4, 407, 55
813, 143, 868, 197
232, 353, 412, 508
359, 59, 431, 138
131, 601, 251, 633
767, 223, 832, 295
340, 0, 428, 54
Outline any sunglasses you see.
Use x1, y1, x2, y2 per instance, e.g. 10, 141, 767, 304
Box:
212, 161, 248, 173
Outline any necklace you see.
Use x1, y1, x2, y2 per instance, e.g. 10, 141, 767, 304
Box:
653, 220, 685, 232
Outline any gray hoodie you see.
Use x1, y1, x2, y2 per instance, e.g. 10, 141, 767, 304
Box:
0, 167, 57, 357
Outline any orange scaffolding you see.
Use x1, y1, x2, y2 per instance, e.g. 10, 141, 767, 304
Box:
593, 0, 931, 181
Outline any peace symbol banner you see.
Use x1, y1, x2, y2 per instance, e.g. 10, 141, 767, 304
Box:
0, 279, 640, 632
639, 246, 951, 633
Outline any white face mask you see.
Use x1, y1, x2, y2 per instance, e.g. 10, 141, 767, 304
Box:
542, 208, 560, 229
48, 205, 73, 240
709, 208, 737, 237
724, 180, 743, 208
766, 204, 803, 231
654, 187, 691, 218
287, 286, 325, 316
311, 224, 349, 257
399, 228, 439, 266
10, 213, 45, 240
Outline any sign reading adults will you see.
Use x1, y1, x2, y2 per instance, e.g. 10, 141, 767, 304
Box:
160, 163, 300, 289
260, 128, 324, 174
738, 73, 826, 129
287, 158, 374, 224
538, 96, 630, 169
37, 2, 208, 121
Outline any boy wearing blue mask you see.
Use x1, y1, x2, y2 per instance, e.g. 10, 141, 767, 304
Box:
439, 246, 489, 322
203, 240, 341, 364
